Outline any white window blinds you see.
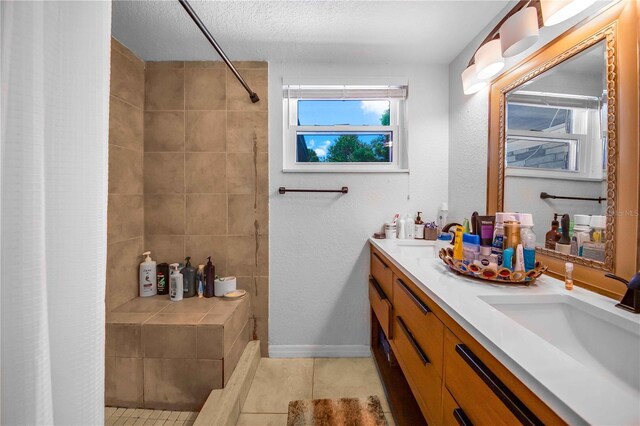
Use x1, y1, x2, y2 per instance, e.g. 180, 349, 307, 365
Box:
283, 84, 408, 99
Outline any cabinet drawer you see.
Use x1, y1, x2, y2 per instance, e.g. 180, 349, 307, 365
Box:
442, 388, 473, 426
371, 250, 393, 298
369, 277, 392, 339
393, 276, 444, 376
444, 330, 542, 426
393, 313, 442, 425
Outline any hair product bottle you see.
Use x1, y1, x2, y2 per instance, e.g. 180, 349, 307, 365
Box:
169, 263, 183, 302
156, 263, 169, 295
139, 251, 157, 297
181, 257, 197, 298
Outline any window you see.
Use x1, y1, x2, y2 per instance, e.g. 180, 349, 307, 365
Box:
283, 84, 408, 172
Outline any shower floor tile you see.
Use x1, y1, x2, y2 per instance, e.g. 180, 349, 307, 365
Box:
105, 407, 198, 426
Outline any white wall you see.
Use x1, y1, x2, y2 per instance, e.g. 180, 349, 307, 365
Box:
269, 62, 449, 356
447, 2, 611, 223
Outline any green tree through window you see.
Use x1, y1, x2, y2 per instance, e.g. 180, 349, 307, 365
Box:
324, 108, 391, 163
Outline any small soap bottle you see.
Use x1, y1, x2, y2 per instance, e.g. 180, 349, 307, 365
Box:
565, 262, 574, 290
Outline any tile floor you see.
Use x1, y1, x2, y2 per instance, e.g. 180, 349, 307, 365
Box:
105, 407, 198, 426
237, 357, 395, 426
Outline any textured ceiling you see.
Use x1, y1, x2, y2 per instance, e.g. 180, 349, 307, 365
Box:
112, 0, 511, 64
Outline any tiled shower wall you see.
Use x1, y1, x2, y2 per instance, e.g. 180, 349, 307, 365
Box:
142, 60, 269, 355
107, 40, 145, 312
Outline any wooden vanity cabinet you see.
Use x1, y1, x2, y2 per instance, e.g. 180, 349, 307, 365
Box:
369, 246, 566, 426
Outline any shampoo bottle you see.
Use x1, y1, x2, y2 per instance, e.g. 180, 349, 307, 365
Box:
196, 265, 205, 298
169, 263, 183, 302
204, 256, 215, 298
139, 251, 157, 297
181, 256, 197, 298
406, 214, 415, 239
156, 263, 169, 295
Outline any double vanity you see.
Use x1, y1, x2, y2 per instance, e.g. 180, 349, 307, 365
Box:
369, 239, 640, 425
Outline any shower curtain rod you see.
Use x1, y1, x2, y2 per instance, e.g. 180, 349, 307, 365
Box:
178, 0, 260, 103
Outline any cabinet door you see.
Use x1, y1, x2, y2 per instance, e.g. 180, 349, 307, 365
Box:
371, 249, 393, 298
444, 330, 542, 426
443, 388, 474, 426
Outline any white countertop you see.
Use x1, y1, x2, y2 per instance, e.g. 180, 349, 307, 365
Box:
369, 238, 640, 426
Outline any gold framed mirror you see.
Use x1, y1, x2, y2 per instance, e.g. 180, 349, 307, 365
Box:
487, 0, 639, 297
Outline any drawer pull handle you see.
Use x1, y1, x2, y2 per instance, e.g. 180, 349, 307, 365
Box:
397, 278, 430, 315
369, 276, 387, 300
455, 344, 542, 426
397, 316, 430, 365
372, 252, 389, 269
453, 408, 473, 426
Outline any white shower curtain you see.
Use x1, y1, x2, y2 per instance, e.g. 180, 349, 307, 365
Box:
1, 1, 111, 424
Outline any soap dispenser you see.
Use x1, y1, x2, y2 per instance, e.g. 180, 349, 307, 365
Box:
181, 256, 197, 298
555, 214, 571, 254
139, 251, 157, 297
204, 256, 215, 298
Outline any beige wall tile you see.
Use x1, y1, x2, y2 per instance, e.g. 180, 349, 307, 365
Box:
107, 237, 144, 311
226, 111, 268, 153
256, 153, 269, 196
185, 111, 226, 153
253, 316, 269, 357
184, 236, 227, 275
256, 194, 268, 236
227, 236, 256, 276
111, 50, 145, 109
223, 297, 250, 353
228, 194, 256, 236
226, 69, 267, 112
224, 320, 250, 385
108, 195, 144, 243
144, 235, 185, 265
106, 323, 142, 357
144, 112, 185, 152
110, 97, 143, 151
227, 153, 255, 194
185, 68, 226, 110
146, 61, 184, 70
142, 325, 197, 359
145, 313, 206, 325
110, 145, 143, 195
107, 312, 156, 325
231, 61, 268, 69
160, 297, 214, 314
257, 235, 268, 276
111, 39, 144, 68
184, 61, 225, 69
143, 358, 223, 410
145, 195, 185, 235
105, 357, 144, 407
185, 153, 226, 194
113, 295, 171, 314
237, 277, 267, 319
145, 68, 184, 111
144, 153, 185, 194
185, 194, 227, 235
196, 324, 224, 360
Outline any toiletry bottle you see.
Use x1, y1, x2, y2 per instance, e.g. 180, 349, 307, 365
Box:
139, 251, 157, 297
437, 202, 448, 236
519, 214, 536, 271
471, 211, 479, 235
555, 214, 571, 254
405, 214, 415, 239
398, 216, 406, 239
462, 234, 480, 263
503, 220, 521, 253
502, 247, 514, 270
414, 212, 425, 239
169, 263, 184, 302
196, 264, 205, 298
462, 218, 471, 234
565, 262, 574, 290
156, 263, 170, 295
453, 226, 464, 260
181, 256, 197, 298
545, 214, 561, 250
514, 244, 525, 272
492, 213, 505, 266
204, 256, 215, 298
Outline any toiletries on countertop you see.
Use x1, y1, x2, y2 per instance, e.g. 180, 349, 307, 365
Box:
181, 257, 197, 298
477, 216, 495, 247
555, 214, 572, 254
462, 233, 480, 262
435, 233, 453, 252
474, 246, 498, 269
398, 216, 406, 239
214, 276, 237, 297
414, 212, 425, 239
545, 214, 561, 250
197, 265, 205, 298
514, 244, 525, 272
204, 256, 215, 298
384, 222, 397, 239
453, 226, 464, 261
565, 262, 574, 290
492, 212, 514, 266
503, 220, 521, 252
462, 218, 471, 234
169, 263, 183, 302
437, 202, 448, 236
156, 263, 169, 295
519, 214, 536, 271
405, 214, 415, 239
503, 247, 515, 270
139, 251, 157, 297
589, 215, 606, 243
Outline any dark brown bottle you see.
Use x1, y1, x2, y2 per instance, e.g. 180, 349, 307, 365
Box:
204, 256, 215, 298
156, 263, 169, 295
545, 214, 561, 249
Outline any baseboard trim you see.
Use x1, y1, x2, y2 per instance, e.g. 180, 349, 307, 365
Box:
269, 345, 371, 358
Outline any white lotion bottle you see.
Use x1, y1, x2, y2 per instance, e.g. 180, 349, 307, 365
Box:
406, 214, 415, 239
398, 216, 406, 239
169, 263, 183, 302
139, 251, 157, 297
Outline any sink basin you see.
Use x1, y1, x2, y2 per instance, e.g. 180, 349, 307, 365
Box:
480, 294, 640, 394
390, 241, 436, 258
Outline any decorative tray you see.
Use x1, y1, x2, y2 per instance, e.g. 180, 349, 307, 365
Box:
438, 247, 548, 285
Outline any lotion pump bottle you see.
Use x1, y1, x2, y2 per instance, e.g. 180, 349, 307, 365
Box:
406, 214, 415, 239
398, 216, 406, 239
169, 263, 184, 302
139, 251, 157, 297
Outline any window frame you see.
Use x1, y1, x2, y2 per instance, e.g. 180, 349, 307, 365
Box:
282, 91, 408, 173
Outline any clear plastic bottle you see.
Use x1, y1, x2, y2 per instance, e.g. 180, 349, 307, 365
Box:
565, 262, 574, 290
519, 214, 536, 271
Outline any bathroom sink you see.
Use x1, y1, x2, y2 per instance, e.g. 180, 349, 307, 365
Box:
391, 241, 436, 258
480, 294, 640, 394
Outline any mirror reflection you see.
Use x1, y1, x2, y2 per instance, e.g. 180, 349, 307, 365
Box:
504, 40, 608, 263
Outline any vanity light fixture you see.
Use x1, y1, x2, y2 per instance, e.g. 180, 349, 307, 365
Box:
500, 6, 540, 57
474, 39, 505, 80
462, 64, 488, 95
541, 0, 598, 26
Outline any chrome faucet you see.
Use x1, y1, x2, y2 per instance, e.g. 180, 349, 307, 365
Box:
605, 272, 640, 314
